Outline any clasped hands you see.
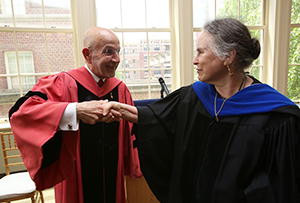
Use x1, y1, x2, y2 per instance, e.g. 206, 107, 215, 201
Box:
76, 100, 121, 124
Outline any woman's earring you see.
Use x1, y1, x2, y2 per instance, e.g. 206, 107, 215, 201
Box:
227, 65, 234, 77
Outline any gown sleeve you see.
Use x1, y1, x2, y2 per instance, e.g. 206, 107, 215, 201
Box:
9, 72, 79, 190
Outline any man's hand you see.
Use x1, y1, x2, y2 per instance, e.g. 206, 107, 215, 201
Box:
102, 101, 138, 124
76, 100, 110, 124
101, 102, 122, 123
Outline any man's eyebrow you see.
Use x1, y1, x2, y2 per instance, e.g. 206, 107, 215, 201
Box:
103, 45, 120, 50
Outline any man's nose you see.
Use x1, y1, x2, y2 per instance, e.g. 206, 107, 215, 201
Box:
111, 53, 120, 63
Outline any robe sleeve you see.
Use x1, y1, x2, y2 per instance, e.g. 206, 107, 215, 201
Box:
136, 87, 188, 202
9, 72, 79, 190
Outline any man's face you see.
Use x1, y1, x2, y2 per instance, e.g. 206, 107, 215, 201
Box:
89, 33, 121, 79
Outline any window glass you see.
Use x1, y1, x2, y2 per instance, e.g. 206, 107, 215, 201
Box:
240, 0, 262, 26
148, 32, 171, 83
5, 51, 35, 89
291, 0, 300, 24
0, 0, 72, 28
122, 0, 146, 28
193, 0, 215, 28
16, 32, 47, 74
44, 0, 72, 28
119, 32, 148, 86
288, 65, 300, 100
96, 0, 171, 100
146, 0, 169, 28
14, 0, 44, 27
96, 0, 121, 28
46, 33, 75, 73
288, 27, 300, 100
216, 0, 239, 19
0, 0, 14, 27
289, 27, 300, 64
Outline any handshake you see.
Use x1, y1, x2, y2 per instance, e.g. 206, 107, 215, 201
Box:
76, 100, 138, 125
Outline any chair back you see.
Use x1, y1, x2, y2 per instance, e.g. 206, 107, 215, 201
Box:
0, 132, 24, 175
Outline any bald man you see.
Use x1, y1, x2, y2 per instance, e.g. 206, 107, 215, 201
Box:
9, 27, 142, 203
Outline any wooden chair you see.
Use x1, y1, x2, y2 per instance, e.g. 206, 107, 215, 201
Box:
0, 132, 44, 203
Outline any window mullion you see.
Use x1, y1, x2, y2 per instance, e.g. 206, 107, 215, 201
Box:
13, 30, 23, 96
146, 32, 151, 99
41, 0, 46, 28
10, 0, 16, 27
45, 31, 50, 74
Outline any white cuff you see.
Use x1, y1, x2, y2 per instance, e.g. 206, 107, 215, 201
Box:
59, 103, 79, 131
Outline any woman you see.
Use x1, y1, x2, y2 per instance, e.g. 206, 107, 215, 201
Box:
102, 18, 300, 203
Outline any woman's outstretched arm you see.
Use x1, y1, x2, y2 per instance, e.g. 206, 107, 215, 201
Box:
102, 101, 138, 124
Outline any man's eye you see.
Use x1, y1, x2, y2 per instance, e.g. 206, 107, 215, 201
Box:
104, 48, 114, 55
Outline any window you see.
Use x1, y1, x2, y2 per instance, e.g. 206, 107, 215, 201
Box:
288, 0, 300, 100
154, 45, 160, 51
0, 0, 75, 119
0, 0, 294, 120
125, 59, 129, 68
2, 0, 26, 15
96, 0, 171, 100
154, 66, 161, 75
193, 0, 264, 81
4, 51, 35, 89
164, 45, 170, 51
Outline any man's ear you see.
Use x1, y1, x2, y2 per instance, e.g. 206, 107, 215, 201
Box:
224, 50, 237, 66
82, 48, 92, 64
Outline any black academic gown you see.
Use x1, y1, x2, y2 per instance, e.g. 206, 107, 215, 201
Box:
136, 81, 300, 203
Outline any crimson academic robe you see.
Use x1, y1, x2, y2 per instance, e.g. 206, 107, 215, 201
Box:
9, 66, 142, 203
136, 80, 300, 203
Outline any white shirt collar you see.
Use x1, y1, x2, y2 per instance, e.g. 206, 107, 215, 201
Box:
84, 64, 106, 83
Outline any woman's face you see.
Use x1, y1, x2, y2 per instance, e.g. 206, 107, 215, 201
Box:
193, 31, 228, 84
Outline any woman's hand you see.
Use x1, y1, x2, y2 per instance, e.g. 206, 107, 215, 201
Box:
102, 101, 138, 123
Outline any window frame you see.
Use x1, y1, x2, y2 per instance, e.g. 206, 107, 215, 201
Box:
0, 0, 296, 121
4, 50, 35, 89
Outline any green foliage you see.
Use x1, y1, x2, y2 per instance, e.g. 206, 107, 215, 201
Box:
217, 0, 262, 26
288, 0, 300, 100
291, 0, 300, 24
115, 71, 122, 80
287, 66, 300, 100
